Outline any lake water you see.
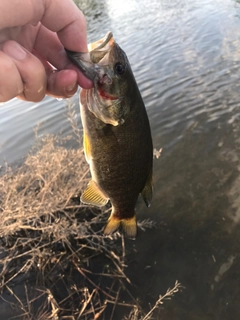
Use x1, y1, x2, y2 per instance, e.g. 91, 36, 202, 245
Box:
1, 0, 240, 318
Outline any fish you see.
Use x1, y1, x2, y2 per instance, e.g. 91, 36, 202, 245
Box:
65, 32, 153, 239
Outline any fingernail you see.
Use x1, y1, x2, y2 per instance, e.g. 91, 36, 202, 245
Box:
4, 41, 27, 60
66, 82, 77, 93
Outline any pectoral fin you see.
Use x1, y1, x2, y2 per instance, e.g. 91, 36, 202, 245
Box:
81, 180, 109, 207
83, 131, 91, 163
141, 169, 153, 208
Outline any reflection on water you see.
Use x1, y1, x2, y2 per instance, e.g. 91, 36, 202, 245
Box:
2, 0, 240, 318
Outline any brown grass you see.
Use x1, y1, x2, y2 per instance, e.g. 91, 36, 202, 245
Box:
0, 103, 181, 319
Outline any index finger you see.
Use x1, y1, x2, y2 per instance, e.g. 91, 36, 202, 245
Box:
0, 0, 44, 28
41, 0, 88, 52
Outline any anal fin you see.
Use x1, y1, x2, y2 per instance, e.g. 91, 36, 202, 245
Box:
81, 180, 108, 207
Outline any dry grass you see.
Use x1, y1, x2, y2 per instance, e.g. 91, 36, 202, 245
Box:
0, 103, 181, 319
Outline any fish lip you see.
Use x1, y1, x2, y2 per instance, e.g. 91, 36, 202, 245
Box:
89, 31, 114, 51
65, 49, 97, 80
65, 31, 115, 81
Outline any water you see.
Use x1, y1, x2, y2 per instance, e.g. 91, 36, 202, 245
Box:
2, 0, 240, 318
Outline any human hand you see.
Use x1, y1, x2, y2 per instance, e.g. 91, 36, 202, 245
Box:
0, 0, 93, 103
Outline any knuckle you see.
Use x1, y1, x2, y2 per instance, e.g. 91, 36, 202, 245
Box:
79, 10, 87, 27
0, 91, 7, 103
0, 54, 23, 101
18, 55, 47, 101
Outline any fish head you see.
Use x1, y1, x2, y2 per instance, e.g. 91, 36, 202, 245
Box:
66, 32, 135, 126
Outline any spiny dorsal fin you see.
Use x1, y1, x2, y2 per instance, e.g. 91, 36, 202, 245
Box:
141, 169, 153, 208
104, 213, 137, 240
81, 180, 109, 207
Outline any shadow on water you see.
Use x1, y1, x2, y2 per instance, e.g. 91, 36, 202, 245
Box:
124, 120, 240, 319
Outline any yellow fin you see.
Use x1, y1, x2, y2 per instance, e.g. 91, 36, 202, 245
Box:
81, 180, 108, 207
141, 169, 153, 208
83, 131, 91, 163
104, 216, 121, 236
104, 215, 137, 240
121, 216, 137, 240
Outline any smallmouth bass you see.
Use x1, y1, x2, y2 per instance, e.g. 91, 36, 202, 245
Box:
66, 32, 153, 239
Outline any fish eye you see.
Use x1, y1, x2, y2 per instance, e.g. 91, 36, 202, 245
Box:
114, 62, 126, 75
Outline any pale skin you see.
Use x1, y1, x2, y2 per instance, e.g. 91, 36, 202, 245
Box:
0, 0, 93, 103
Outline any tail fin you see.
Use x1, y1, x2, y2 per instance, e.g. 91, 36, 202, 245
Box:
121, 216, 137, 240
103, 216, 121, 236
103, 214, 137, 240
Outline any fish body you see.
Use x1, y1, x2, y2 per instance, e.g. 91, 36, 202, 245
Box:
66, 32, 153, 239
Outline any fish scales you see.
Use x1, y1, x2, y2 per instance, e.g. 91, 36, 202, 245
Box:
81, 90, 152, 214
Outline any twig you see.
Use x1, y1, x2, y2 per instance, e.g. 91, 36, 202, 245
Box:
141, 281, 182, 320
72, 259, 115, 300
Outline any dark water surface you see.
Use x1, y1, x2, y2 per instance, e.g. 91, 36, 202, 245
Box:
2, 0, 240, 318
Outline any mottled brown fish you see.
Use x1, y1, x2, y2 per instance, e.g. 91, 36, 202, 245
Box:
66, 32, 153, 239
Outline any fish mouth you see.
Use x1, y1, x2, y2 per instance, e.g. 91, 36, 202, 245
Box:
67, 32, 125, 126
65, 31, 115, 81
